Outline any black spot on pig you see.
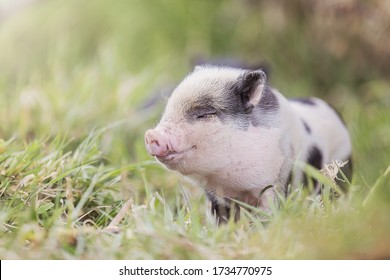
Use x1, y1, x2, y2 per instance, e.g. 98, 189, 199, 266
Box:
251, 86, 279, 128
258, 86, 279, 112
185, 86, 248, 125
207, 193, 240, 224
307, 146, 323, 170
302, 119, 311, 133
223, 82, 249, 115
185, 78, 250, 128
303, 146, 323, 193
290, 98, 316, 106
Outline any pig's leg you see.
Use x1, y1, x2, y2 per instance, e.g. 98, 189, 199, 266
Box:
304, 146, 323, 194
208, 195, 240, 225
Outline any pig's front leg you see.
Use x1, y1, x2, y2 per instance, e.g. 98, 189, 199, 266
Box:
208, 195, 240, 225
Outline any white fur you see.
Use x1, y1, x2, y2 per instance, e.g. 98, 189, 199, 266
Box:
289, 98, 352, 163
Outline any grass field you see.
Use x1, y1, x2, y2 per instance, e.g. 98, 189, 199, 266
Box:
0, 0, 389, 259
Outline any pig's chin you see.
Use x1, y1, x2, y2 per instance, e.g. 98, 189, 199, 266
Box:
155, 146, 196, 170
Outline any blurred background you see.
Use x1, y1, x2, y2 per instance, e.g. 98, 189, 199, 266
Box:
0, 0, 390, 260
0, 0, 389, 187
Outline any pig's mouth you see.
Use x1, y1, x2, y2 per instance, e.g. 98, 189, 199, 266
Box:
156, 145, 197, 162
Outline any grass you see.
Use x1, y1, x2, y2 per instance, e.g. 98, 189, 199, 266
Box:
0, 0, 389, 259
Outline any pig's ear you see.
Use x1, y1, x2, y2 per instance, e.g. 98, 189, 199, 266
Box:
236, 70, 266, 113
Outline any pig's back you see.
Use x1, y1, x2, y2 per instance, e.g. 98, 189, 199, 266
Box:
288, 97, 352, 165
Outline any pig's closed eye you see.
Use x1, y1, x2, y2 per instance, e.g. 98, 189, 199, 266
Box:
189, 106, 218, 120
196, 111, 217, 119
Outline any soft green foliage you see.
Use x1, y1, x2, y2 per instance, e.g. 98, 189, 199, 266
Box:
0, 0, 389, 259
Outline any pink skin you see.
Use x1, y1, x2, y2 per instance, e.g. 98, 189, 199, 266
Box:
144, 129, 173, 158
144, 126, 196, 165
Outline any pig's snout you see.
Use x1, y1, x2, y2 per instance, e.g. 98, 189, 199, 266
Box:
145, 129, 173, 157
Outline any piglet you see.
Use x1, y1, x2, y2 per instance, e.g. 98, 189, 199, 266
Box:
145, 66, 352, 223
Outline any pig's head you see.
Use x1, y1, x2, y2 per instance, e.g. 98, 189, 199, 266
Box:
145, 66, 269, 176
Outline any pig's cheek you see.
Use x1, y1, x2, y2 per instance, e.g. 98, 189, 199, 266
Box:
193, 125, 221, 153
191, 128, 208, 146
174, 127, 194, 151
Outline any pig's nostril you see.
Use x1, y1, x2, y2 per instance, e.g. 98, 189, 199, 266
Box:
152, 140, 160, 146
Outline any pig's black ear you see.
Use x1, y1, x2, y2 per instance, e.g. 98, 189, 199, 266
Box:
235, 70, 266, 113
